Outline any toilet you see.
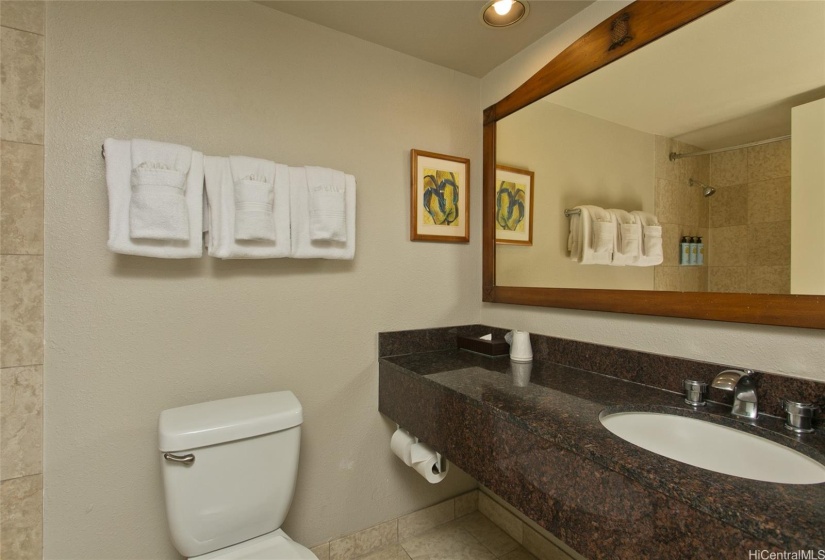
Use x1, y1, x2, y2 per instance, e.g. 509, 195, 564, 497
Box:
158, 391, 317, 559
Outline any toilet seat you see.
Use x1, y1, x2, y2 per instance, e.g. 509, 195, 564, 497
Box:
192, 529, 317, 560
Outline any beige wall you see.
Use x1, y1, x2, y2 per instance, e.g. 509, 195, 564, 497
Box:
652, 136, 709, 292
34, 2, 825, 560
0, 1, 45, 558
791, 98, 825, 294
496, 101, 654, 289
44, 2, 479, 558
479, 1, 825, 383
707, 139, 791, 293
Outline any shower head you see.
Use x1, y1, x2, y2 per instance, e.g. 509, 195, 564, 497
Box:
689, 178, 716, 197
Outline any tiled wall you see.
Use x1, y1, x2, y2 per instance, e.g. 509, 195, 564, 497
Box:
707, 139, 791, 293
653, 136, 710, 292
0, 1, 45, 558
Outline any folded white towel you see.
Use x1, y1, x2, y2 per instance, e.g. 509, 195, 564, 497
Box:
104, 138, 203, 258
229, 155, 277, 241
567, 205, 612, 265
305, 166, 347, 242
129, 139, 192, 240
290, 166, 356, 260
630, 211, 664, 266
607, 209, 641, 266
590, 206, 615, 255
204, 156, 290, 259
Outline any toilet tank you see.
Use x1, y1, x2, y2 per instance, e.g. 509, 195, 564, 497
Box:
158, 391, 303, 558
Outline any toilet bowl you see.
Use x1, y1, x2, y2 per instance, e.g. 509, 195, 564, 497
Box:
158, 391, 318, 560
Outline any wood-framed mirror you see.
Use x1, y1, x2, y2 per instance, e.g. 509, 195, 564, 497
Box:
482, 0, 825, 329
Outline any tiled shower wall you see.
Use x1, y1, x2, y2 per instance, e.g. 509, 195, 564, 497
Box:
0, 1, 45, 558
707, 139, 791, 293
653, 136, 710, 292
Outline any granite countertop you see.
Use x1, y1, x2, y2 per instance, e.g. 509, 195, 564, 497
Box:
380, 349, 825, 550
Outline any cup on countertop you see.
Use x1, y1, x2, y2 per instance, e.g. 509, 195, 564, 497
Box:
504, 330, 533, 362
511, 361, 533, 387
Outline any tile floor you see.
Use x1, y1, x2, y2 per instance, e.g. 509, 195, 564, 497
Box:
355, 511, 538, 560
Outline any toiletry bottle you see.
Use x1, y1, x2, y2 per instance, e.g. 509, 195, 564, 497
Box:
697, 237, 704, 266
680, 236, 691, 265
689, 236, 698, 265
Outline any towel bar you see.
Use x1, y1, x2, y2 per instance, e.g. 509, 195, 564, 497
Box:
564, 208, 581, 217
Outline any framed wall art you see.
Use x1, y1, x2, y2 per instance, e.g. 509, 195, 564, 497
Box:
410, 149, 470, 243
495, 164, 534, 245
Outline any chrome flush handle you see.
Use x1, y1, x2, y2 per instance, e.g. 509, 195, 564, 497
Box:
163, 452, 195, 465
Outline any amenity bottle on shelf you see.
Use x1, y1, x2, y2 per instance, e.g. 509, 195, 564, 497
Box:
697, 237, 704, 266
680, 237, 691, 265
689, 237, 698, 265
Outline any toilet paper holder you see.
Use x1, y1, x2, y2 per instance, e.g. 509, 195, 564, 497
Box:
393, 425, 448, 477
434, 453, 447, 474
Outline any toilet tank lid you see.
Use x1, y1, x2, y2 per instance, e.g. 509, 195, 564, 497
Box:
158, 391, 303, 452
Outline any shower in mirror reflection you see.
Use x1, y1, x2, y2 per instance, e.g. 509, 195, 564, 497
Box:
689, 178, 716, 198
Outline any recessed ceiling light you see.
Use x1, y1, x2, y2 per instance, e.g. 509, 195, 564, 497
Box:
481, 0, 529, 28
494, 0, 514, 16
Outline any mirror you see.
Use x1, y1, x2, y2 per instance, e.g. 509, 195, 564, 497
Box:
482, 0, 825, 328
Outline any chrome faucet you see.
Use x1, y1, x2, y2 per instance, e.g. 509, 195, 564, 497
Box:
711, 369, 758, 419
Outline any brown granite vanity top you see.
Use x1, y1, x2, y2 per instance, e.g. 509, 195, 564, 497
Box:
379, 349, 825, 552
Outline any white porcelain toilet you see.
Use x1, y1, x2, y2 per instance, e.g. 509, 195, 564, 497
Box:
158, 391, 318, 559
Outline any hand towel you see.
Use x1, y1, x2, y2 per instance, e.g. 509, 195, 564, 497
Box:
130, 139, 193, 240
104, 138, 203, 258
204, 156, 290, 259
289, 166, 356, 260
567, 205, 612, 265
630, 211, 664, 266
229, 155, 277, 241
305, 166, 347, 242
607, 209, 641, 266
590, 206, 615, 256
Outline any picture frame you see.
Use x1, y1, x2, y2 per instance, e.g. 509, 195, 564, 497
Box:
410, 149, 470, 243
495, 164, 534, 245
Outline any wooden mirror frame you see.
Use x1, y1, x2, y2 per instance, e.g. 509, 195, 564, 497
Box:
482, 0, 825, 329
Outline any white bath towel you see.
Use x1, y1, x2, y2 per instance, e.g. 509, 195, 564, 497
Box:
229, 155, 277, 241
567, 205, 612, 265
590, 206, 615, 256
607, 209, 641, 266
204, 156, 290, 259
289, 166, 356, 260
104, 138, 203, 258
305, 166, 347, 242
630, 211, 664, 266
129, 139, 193, 240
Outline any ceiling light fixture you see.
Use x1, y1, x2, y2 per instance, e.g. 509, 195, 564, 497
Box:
494, 0, 513, 16
482, 0, 529, 27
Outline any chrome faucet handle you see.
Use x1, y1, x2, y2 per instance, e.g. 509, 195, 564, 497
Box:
781, 400, 819, 434
683, 379, 707, 406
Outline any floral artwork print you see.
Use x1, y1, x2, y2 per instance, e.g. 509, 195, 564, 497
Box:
422, 169, 460, 226
496, 180, 526, 231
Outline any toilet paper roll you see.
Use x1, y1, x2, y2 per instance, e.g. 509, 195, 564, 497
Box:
390, 428, 416, 467
412, 453, 449, 484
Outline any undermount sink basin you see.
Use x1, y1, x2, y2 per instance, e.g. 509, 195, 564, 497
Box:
599, 411, 825, 485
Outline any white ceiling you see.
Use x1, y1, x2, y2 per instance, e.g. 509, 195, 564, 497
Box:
546, 0, 825, 149
257, 0, 595, 77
